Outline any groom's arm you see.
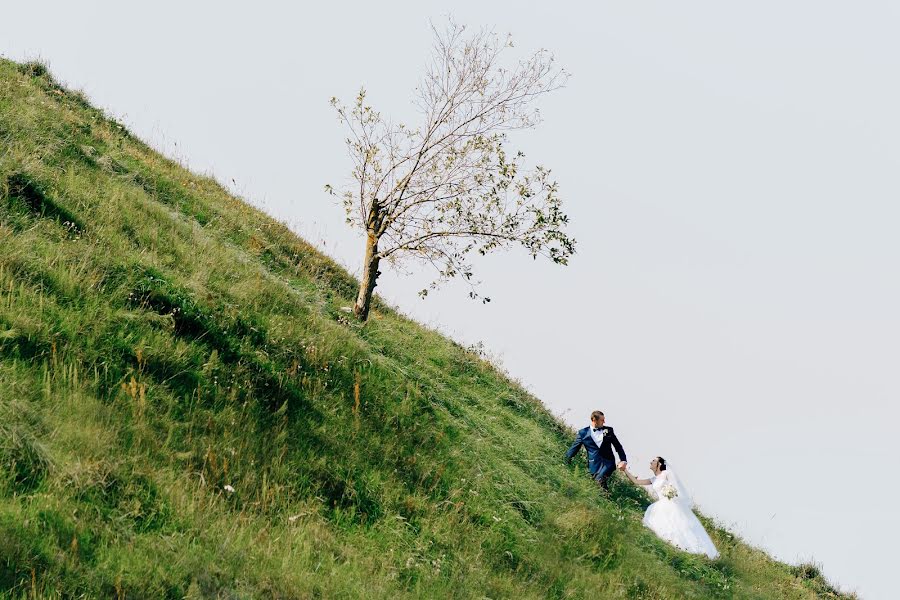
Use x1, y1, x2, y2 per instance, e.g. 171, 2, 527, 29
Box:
609, 428, 627, 463
564, 430, 584, 463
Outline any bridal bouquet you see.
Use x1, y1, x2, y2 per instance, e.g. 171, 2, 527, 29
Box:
660, 483, 678, 500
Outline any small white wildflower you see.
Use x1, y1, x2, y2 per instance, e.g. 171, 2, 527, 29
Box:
223, 484, 235, 493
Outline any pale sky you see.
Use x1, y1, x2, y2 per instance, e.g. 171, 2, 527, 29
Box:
4, 2, 898, 597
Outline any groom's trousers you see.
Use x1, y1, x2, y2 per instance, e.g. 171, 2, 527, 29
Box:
593, 457, 616, 490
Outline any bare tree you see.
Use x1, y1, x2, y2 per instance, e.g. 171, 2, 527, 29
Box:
328, 21, 575, 321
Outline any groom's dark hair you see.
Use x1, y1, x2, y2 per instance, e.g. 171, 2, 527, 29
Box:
590, 410, 604, 421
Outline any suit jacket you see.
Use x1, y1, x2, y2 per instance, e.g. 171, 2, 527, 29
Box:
565, 426, 627, 475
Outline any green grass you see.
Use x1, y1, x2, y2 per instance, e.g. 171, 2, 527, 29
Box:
0, 58, 851, 599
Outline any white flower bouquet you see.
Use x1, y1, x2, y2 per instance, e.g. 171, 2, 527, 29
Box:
661, 483, 678, 500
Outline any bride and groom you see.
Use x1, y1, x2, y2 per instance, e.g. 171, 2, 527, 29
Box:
565, 410, 719, 559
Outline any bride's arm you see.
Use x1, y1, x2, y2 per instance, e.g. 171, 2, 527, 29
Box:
623, 470, 652, 486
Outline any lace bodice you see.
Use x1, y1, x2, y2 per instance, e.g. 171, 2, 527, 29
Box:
649, 471, 675, 500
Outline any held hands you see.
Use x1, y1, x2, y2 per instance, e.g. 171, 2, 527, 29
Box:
616, 461, 627, 471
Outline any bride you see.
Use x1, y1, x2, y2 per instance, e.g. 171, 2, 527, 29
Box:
622, 457, 719, 559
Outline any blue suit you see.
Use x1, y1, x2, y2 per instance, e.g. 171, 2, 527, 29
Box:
565, 425, 627, 489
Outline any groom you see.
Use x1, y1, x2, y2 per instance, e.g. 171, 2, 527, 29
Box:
565, 410, 627, 490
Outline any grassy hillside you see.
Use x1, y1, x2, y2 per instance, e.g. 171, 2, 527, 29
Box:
0, 58, 848, 599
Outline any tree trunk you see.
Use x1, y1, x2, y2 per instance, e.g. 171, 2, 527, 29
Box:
353, 232, 381, 321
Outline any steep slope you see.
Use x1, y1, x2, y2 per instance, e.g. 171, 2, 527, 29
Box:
0, 59, 848, 599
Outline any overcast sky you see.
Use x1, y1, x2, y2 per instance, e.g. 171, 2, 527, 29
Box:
4, 1, 898, 597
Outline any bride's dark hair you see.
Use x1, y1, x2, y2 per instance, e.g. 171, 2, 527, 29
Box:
656, 457, 667, 471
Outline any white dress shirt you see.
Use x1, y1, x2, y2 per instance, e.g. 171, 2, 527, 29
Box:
589, 426, 607, 447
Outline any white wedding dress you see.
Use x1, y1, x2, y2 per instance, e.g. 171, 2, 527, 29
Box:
643, 470, 719, 559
